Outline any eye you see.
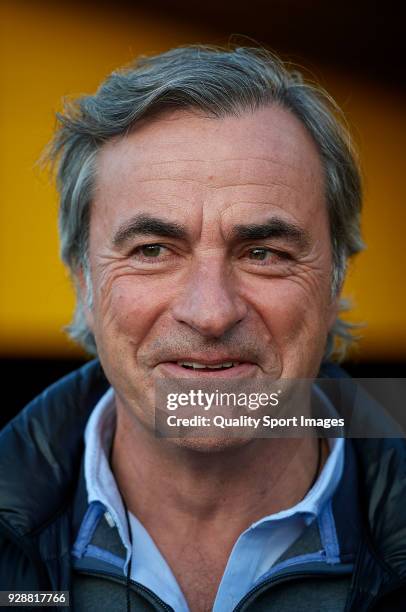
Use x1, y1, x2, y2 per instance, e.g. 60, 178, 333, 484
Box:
248, 248, 271, 261
246, 247, 289, 262
137, 244, 165, 258
129, 243, 174, 265
127, 242, 179, 272
130, 243, 173, 261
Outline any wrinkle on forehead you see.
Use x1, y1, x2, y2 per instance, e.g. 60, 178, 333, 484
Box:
139, 155, 299, 171
95, 153, 322, 204
93, 106, 327, 246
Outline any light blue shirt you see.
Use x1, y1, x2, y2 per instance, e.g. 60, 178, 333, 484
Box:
84, 387, 344, 612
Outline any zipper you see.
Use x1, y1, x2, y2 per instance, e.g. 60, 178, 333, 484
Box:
74, 567, 174, 611
232, 568, 348, 612
75, 556, 353, 612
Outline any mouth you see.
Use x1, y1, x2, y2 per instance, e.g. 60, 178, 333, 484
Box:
177, 360, 239, 371
157, 359, 257, 378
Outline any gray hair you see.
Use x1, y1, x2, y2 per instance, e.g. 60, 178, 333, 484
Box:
48, 45, 364, 359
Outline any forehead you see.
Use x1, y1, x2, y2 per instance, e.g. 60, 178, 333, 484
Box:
93, 105, 326, 233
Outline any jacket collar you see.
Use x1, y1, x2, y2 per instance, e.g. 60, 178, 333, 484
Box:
0, 360, 108, 537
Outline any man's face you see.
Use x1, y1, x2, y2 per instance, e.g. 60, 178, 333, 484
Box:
84, 106, 338, 431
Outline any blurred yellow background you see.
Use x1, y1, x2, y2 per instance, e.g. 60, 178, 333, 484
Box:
1, 1, 405, 360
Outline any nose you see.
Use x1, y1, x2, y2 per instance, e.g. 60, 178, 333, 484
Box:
171, 259, 248, 338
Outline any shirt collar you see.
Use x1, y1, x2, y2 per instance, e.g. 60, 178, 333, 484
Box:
84, 387, 132, 561
84, 384, 344, 554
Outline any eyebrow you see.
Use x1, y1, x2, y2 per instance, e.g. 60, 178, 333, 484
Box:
112, 214, 188, 248
232, 218, 310, 250
112, 213, 310, 251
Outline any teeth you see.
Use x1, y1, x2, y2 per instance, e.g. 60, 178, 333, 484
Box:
179, 362, 207, 369
177, 361, 238, 370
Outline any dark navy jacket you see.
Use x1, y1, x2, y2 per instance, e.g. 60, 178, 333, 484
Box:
1, 360, 406, 610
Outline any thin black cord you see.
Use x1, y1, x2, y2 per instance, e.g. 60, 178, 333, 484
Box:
125, 505, 133, 612
109, 413, 133, 611
122, 438, 321, 612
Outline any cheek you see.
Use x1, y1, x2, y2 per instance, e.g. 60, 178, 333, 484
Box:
244, 276, 331, 346
93, 277, 171, 349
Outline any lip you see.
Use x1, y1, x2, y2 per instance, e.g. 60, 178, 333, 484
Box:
157, 361, 258, 379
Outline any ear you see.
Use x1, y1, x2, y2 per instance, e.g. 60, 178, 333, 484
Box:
76, 265, 95, 330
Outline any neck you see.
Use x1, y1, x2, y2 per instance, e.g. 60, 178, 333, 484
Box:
111, 401, 326, 539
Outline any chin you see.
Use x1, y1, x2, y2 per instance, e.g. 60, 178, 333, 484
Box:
168, 435, 254, 454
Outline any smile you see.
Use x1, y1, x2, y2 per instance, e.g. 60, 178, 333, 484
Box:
177, 361, 240, 370
157, 360, 257, 378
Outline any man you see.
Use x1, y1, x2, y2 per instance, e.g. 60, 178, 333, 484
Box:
1, 46, 405, 611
